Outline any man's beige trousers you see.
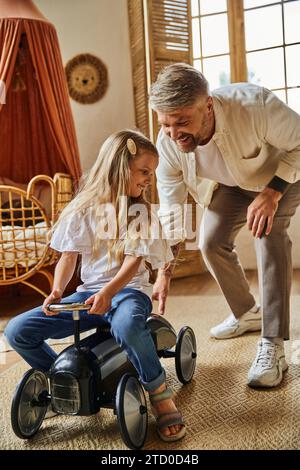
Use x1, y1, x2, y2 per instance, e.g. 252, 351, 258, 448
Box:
200, 181, 300, 339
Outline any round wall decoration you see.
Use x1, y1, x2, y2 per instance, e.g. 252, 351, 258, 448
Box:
65, 53, 108, 104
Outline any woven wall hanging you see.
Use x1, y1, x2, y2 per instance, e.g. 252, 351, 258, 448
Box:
65, 53, 108, 104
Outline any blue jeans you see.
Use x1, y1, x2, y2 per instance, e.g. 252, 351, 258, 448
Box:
4, 288, 165, 392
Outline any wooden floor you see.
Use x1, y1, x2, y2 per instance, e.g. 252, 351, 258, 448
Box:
2, 269, 300, 374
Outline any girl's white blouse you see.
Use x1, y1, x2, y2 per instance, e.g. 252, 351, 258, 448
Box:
50, 208, 173, 296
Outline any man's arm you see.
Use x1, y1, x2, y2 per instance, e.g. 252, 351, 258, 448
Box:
158, 243, 181, 278
263, 88, 300, 183
152, 244, 180, 315
266, 175, 290, 194
156, 129, 188, 245
247, 89, 300, 238
153, 130, 188, 313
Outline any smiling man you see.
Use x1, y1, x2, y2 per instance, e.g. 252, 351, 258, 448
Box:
150, 63, 300, 388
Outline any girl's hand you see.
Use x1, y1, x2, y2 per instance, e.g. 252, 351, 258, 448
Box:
85, 290, 112, 315
42, 288, 63, 316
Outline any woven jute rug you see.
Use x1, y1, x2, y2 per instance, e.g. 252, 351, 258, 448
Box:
1, 294, 300, 450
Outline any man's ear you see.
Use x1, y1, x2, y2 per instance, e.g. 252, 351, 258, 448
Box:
207, 96, 213, 113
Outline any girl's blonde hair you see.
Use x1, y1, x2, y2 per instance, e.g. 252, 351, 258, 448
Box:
52, 129, 158, 264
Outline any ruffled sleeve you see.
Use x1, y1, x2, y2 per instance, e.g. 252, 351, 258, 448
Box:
124, 237, 174, 270
50, 210, 92, 254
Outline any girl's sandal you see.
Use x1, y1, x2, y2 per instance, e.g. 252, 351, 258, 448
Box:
149, 388, 186, 442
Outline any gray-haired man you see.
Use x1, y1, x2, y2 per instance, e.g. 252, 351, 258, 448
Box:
150, 63, 300, 388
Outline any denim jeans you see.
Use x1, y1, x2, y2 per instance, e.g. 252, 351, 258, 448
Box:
5, 288, 165, 392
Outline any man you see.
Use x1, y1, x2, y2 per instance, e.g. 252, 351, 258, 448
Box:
150, 63, 300, 388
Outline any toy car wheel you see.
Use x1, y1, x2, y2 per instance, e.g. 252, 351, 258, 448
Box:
11, 369, 49, 439
116, 373, 148, 449
175, 327, 197, 384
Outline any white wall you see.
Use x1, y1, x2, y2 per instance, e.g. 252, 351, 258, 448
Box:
35, 0, 135, 171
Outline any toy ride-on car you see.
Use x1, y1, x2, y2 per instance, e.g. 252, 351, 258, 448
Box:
11, 302, 197, 449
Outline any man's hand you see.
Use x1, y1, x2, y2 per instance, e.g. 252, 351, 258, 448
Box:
85, 289, 112, 315
152, 273, 171, 315
42, 288, 63, 316
247, 188, 282, 238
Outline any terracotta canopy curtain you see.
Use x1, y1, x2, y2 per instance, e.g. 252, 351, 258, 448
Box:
0, 5, 81, 182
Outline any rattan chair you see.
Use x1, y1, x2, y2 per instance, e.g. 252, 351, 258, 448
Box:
0, 173, 73, 297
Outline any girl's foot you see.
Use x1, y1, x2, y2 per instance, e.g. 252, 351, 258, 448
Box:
149, 385, 185, 441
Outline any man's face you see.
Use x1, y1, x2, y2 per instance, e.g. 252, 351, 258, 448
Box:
157, 96, 215, 153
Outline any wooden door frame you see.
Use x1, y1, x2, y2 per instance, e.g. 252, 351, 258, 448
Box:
227, 0, 248, 83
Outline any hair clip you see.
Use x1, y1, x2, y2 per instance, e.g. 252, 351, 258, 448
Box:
127, 138, 137, 156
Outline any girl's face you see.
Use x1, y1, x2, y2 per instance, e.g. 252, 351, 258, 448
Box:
128, 151, 158, 198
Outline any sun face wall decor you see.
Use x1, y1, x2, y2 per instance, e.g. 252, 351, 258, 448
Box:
65, 54, 108, 104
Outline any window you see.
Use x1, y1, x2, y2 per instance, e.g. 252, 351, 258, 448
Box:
244, 0, 300, 114
190, 0, 300, 113
191, 0, 230, 90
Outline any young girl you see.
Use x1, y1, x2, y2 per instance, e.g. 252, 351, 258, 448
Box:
5, 130, 185, 442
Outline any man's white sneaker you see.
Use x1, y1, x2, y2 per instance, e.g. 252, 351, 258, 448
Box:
210, 305, 261, 339
247, 339, 288, 388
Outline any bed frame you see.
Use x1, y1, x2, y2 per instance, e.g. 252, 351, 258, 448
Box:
0, 173, 73, 297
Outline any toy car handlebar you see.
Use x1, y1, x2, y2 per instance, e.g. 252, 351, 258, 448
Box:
46, 302, 92, 312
